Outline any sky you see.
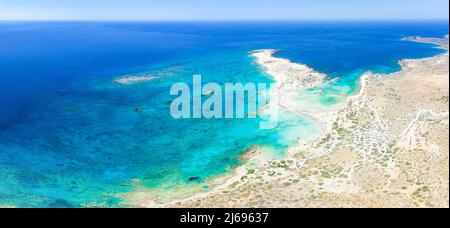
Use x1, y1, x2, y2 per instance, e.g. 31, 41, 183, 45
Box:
0, 0, 448, 21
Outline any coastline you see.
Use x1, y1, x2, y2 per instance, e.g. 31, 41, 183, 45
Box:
251, 49, 345, 138
131, 35, 449, 208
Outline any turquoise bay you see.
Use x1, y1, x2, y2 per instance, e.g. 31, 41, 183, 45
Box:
0, 21, 448, 207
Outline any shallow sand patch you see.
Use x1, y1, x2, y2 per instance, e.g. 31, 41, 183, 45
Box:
114, 75, 159, 84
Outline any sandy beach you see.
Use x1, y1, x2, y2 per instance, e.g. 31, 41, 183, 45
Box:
250, 49, 327, 90
252, 49, 345, 136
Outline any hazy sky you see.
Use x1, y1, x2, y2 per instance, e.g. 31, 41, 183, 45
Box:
0, 0, 448, 20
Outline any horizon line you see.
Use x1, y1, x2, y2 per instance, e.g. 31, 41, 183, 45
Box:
0, 18, 449, 23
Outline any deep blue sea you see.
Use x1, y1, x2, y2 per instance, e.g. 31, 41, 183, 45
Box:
0, 21, 448, 207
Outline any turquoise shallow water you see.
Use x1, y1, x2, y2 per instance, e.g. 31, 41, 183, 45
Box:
0, 21, 448, 207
